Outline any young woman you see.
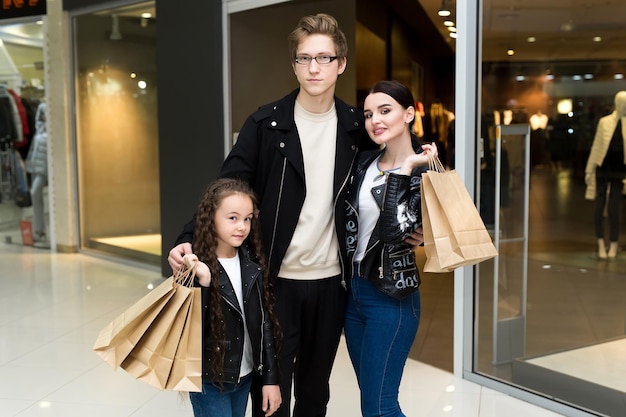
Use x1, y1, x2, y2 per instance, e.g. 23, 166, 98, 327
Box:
183, 178, 282, 417
344, 80, 437, 416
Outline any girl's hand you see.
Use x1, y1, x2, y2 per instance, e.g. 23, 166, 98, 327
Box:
400, 142, 438, 174
182, 253, 211, 286
182, 253, 198, 268
195, 261, 211, 287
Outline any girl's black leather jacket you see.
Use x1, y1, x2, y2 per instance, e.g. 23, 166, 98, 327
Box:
198, 245, 279, 385
345, 149, 426, 299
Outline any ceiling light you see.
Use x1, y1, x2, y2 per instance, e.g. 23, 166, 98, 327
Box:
593, 36, 602, 42
527, 36, 536, 43
449, 32, 457, 39
557, 99, 572, 114
615, 74, 624, 80
507, 49, 515, 56
444, 20, 454, 27
438, 0, 453, 17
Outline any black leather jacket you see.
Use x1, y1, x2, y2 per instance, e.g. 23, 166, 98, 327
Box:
198, 245, 279, 385
345, 149, 426, 299
176, 88, 375, 284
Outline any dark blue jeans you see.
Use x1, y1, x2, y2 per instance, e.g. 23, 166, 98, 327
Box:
189, 373, 252, 417
344, 273, 420, 417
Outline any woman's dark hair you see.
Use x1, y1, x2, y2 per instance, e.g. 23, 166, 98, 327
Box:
192, 178, 281, 382
368, 80, 420, 146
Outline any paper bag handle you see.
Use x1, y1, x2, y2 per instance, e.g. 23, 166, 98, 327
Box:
173, 261, 198, 288
427, 154, 446, 173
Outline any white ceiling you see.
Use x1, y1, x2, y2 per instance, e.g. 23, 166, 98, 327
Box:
0, 21, 43, 48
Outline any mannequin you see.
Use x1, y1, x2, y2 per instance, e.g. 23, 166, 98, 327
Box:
585, 91, 626, 259
25, 102, 48, 245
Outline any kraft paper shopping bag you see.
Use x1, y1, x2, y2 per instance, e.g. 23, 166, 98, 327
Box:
165, 287, 203, 392
93, 277, 177, 368
120, 284, 193, 390
421, 156, 498, 272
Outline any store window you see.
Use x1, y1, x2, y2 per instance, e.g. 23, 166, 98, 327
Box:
476, 1, 626, 415
74, 2, 160, 264
0, 18, 46, 241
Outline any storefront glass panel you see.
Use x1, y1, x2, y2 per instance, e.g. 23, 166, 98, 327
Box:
74, 2, 160, 264
476, 1, 626, 415
0, 18, 46, 244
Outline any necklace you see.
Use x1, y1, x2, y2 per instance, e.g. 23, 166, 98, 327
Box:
374, 158, 401, 181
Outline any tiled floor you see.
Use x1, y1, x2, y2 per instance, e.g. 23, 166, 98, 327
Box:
0, 242, 570, 417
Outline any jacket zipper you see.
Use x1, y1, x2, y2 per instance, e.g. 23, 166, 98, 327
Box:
257, 284, 265, 374
379, 246, 385, 279
221, 295, 243, 381
267, 158, 287, 275
337, 151, 358, 288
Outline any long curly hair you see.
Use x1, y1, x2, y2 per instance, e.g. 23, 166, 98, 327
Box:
192, 178, 281, 382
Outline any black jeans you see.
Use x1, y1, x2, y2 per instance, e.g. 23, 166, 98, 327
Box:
594, 175, 623, 241
250, 275, 346, 417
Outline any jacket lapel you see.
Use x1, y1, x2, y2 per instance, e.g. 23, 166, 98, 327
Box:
217, 267, 240, 314
265, 89, 305, 180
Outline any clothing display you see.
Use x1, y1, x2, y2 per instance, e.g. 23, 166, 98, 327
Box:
25, 102, 48, 240
584, 91, 626, 259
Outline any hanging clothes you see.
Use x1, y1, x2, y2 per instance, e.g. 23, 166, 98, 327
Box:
0, 85, 20, 143
8, 89, 29, 152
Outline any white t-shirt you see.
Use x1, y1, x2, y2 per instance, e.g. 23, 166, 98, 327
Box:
354, 157, 400, 262
218, 253, 253, 377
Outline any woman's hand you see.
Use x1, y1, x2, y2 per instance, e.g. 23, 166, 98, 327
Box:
400, 142, 438, 175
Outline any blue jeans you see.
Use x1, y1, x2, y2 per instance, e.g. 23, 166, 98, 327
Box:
344, 273, 420, 417
189, 373, 252, 417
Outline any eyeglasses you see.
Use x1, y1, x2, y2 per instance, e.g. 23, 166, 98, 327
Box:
294, 55, 338, 65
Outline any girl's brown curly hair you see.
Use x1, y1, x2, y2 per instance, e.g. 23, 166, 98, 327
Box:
192, 178, 281, 383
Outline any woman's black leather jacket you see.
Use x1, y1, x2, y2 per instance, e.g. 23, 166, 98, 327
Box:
345, 149, 426, 299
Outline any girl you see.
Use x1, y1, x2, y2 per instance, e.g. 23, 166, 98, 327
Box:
344, 80, 437, 416
183, 178, 282, 417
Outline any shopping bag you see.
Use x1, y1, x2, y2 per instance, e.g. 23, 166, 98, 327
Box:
421, 156, 498, 272
120, 284, 193, 390
93, 276, 178, 368
164, 287, 203, 392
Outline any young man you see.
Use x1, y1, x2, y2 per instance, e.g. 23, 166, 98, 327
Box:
168, 14, 375, 417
